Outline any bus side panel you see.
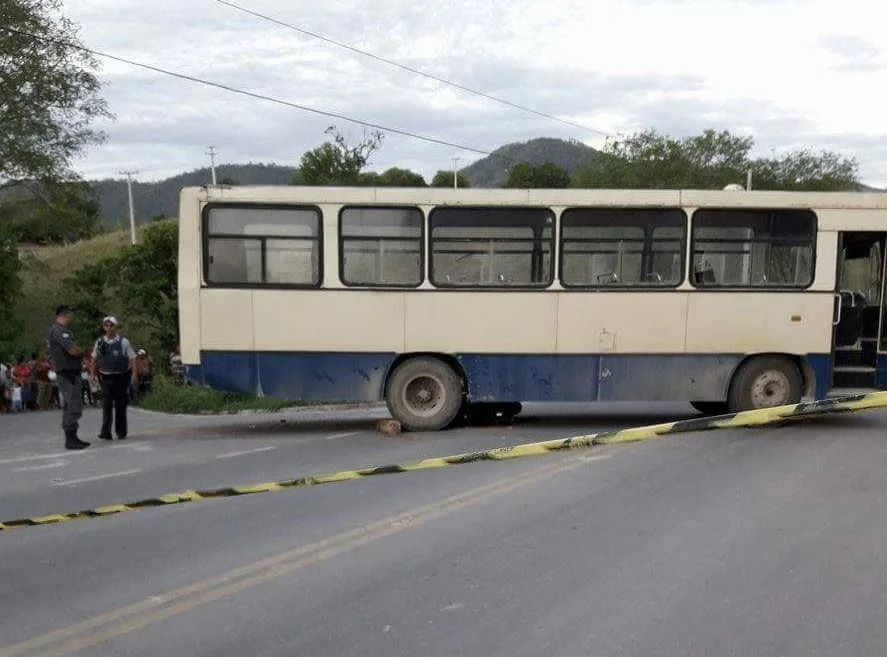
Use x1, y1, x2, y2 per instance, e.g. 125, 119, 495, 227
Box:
252, 290, 406, 352
405, 293, 557, 353
557, 293, 688, 354
597, 354, 739, 401
256, 352, 394, 402
685, 292, 833, 354
458, 354, 739, 402
201, 352, 257, 395
458, 355, 601, 402
197, 351, 395, 401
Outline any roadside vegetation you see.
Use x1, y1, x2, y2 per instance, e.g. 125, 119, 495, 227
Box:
138, 376, 299, 415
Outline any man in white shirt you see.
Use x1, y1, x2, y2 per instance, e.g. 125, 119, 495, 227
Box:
90, 316, 137, 440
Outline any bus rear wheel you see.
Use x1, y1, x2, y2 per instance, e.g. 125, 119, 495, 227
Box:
727, 356, 803, 413
386, 357, 464, 431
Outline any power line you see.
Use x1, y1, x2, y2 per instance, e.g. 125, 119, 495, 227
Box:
0, 25, 498, 159
211, 0, 612, 138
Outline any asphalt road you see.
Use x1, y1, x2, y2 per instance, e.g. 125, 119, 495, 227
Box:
2, 401, 887, 656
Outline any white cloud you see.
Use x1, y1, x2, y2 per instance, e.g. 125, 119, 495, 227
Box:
62, 0, 887, 185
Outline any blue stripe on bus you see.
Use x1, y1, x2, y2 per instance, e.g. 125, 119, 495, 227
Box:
185, 351, 835, 403
875, 354, 887, 390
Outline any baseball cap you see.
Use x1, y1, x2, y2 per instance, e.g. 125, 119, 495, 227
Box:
137, 349, 146, 356
102, 316, 118, 326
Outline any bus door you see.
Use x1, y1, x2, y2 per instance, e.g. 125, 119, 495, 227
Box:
832, 232, 886, 390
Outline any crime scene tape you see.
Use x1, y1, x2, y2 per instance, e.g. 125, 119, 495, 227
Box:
3, 390, 887, 532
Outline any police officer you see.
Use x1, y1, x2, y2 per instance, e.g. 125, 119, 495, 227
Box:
46, 305, 90, 450
91, 316, 137, 441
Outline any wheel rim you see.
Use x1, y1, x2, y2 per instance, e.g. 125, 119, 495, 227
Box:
749, 369, 792, 408
401, 374, 447, 418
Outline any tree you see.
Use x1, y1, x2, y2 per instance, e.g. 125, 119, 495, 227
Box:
504, 162, 571, 188
377, 167, 426, 187
750, 150, 860, 191
504, 162, 535, 188
430, 170, 471, 188
0, 0, 112, 185
0, 221, 23, 349
0, 179, 100, 244
63, 221, 179, 359
572, 128, 860, 191
297, 126, 384, 185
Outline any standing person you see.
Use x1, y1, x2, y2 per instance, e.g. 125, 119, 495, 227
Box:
91, 316, 137, 441
35, 353, 53, 411
45, 306, 90, 450
27, 352, 38, 410
134, 349, 154, 402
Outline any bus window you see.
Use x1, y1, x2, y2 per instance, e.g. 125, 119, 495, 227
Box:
203, 205, 321, 286
340, 207, 423, 287
691, 209, 815, 288
559, 208, 686, 288
430, 207, 554, 287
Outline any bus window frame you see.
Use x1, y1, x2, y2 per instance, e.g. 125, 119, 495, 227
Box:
689, 207, 818, 290
201, 202, 324, 289
338, 205, 425, 289
557, 207, 688, 290
428, 205, 556, 289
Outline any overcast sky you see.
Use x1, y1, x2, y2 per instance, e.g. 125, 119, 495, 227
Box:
63, 0, 886, 186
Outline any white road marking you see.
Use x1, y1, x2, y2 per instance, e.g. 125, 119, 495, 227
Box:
0, 443, 140, 465
325, 431, 361, 441
53, 469, 142, 486
215, 446, 277, 459
575, 454, 613, 463
14, 460, 69, 472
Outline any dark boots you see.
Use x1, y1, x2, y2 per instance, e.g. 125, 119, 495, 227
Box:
65, 430, 90, 450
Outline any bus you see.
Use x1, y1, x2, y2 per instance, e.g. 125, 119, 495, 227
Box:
176, 185, 887, 430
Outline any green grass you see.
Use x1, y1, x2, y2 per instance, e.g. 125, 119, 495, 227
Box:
11, 225, 159, 357
138, 375, 308, 414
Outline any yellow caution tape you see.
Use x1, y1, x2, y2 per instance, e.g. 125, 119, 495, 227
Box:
3, 390, 886, 532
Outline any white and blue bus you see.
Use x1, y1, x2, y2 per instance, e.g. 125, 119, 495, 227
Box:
177, 185, 887, 430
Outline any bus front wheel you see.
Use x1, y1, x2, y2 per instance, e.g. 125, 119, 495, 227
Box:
727, 356, 803, 413
386, 357, 464, 431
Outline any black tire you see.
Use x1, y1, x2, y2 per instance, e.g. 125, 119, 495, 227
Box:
690, 401, 729, 416
385, 358, 464, 431
727, 356, 803, 413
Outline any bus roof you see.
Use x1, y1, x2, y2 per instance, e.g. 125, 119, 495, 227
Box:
181, 185, 887, 211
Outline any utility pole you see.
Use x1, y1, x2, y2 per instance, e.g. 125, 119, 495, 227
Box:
207, 145, 218, 185
119, 170, 138, 245
746, 169, 753, 191
452, 157, 461, 189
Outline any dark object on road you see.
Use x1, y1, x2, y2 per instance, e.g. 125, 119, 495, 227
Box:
377, 419, 402, 435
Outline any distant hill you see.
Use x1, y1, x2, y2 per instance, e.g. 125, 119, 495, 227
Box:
84, 139, 883, 225
461, 137, 606, 187
86, 140, 605, 225
91, 163, 299, 226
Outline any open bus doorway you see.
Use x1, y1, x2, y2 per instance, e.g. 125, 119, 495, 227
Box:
832, 232, 886, 391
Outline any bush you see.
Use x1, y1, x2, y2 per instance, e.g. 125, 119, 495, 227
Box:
138, 375, 306, 414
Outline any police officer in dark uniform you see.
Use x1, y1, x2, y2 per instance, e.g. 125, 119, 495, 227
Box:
90, 316, 137, 441
45, 305, 90, 450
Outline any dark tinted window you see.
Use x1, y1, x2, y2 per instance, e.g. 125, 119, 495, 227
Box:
204, 205, 321, 286
691, 209, 816, 287
430, 207, 554, 287
340, 207, 423, 287
560, 208, 686, 287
